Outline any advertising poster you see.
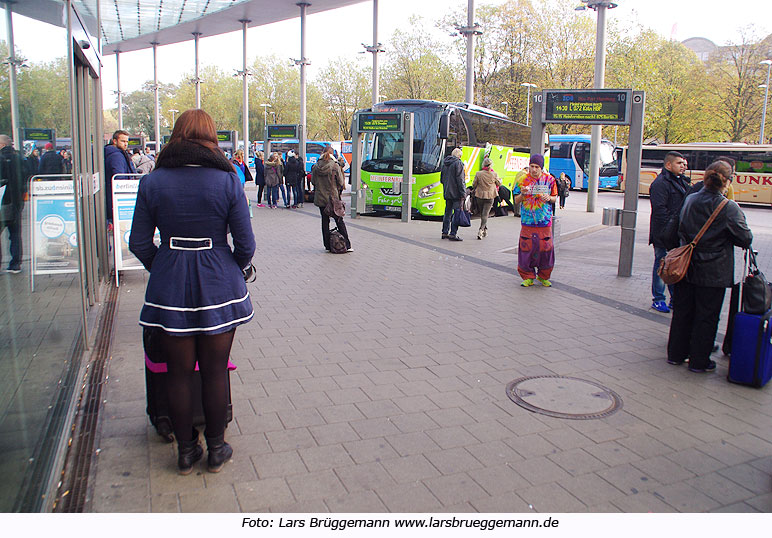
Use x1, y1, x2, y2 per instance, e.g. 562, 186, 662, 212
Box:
30, 180, 79, 274
112, 178, 159, 278
112, 179, 142, 271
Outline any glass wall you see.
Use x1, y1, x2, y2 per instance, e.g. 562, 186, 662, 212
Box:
0, 3, 91, 512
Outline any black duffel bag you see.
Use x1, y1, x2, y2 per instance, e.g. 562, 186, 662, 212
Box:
743, 249, 772, 315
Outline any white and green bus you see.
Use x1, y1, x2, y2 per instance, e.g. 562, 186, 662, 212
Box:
359, 99, 545, 217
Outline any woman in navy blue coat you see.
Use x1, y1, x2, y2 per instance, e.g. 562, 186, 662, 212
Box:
129, 109, 256, 474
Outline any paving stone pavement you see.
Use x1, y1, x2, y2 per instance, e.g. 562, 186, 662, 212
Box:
88, 188, 772, 513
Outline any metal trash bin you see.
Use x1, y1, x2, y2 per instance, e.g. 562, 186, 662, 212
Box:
602, 207, 621, 226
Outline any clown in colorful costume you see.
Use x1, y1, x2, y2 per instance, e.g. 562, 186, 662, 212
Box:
512, 154, 558, 286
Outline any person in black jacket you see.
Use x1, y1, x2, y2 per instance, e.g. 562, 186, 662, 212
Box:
440, 147, 466, 241
649, 151, 690, 313
666, 161, 752, 373
38, 142, 64, 175
0, 135, 26, 273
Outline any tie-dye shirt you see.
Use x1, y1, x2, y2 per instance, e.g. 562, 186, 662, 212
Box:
513, 173, 557, 227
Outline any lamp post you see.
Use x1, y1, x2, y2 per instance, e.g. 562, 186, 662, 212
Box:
260, 103, 271, 141
521, 83, 536, 125
760, 59, 772, 144
168, 108, 179, 126
270, 112, 276, 124
501, 101, 509, 117
576, 0, 618, 213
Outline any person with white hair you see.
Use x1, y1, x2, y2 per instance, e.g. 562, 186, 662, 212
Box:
440, 147, 466, 241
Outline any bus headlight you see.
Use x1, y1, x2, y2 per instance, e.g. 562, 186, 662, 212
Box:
418, 181, 441, 198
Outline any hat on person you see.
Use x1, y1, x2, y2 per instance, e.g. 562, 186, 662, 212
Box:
482, 157, 493, 168
529, 154, 544, 168
44, 142, 54, 150
287, 150, 295, 157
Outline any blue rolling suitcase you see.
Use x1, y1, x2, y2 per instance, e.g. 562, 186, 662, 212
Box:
728, 309, 772, 388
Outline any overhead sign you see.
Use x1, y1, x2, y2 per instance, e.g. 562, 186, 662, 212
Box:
358, 112, 403, 133
217, 131, 233, 142
542, 89, 632, 125
267, 124, 298, 139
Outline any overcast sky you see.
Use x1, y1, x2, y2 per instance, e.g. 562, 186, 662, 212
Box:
3, 0, 771, 109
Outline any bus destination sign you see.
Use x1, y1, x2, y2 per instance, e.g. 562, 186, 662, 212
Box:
358, 112, 402, 133
267, 124, 298, 139
543, 89, 632, 125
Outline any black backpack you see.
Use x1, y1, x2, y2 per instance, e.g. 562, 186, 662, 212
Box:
329, 227, 347, 254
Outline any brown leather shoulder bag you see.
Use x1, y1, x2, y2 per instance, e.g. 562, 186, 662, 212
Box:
658, 198, 729, 285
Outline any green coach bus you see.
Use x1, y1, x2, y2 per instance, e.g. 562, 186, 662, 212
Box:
359, 99, 546, 217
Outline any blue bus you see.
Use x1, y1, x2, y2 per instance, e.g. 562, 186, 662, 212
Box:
548, 134, 619, 189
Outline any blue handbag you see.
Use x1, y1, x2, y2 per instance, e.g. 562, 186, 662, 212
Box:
453, 207, 471, 227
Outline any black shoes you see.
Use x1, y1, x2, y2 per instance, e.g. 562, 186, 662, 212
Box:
441, 233, 449, 239
667, 358, 685, 365
689, 360, 717, 373
206, 434, 233, 473
177, 437, 203, 475
448, 235, 463, 241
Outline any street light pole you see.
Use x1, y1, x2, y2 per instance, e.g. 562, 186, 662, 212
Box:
578, 0, 618, 213
521, 83, 536, 125
260, 103, 271, 142
760, 60, 772, 144
456, 0, 482, 105
501, 101, 508, 117
169, 108, 179, 126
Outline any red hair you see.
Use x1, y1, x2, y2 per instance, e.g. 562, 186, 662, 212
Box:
165, 109, 219, 152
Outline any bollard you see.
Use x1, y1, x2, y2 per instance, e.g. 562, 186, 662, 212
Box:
602, 207, 621, 226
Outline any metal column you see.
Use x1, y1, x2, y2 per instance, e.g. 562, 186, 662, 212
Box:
152, 42, 161, 151
350, 115, 361, 219
456, 0, 481, 105
115, 51, 123, 129
193, 32, 202, 108
4, 3, 21, 149
587, 2, 610, 213
401, 112, 413, 223
296, 3, 310, 169
617, 92, 645, 277
240, 19, 251, 155
365, 0, 383, 107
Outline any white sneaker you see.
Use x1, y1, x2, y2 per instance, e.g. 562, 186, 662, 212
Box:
346, 247, 354, 252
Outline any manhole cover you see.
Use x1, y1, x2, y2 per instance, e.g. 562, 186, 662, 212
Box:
506, 376, 623, 420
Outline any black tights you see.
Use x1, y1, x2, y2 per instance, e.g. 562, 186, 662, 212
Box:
257, 184, 265, 203
158, 330, 235, 443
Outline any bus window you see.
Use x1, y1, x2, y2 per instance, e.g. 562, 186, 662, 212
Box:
574, 142, 588, 175
550, 142, 571, 159
448, 110, 469, 152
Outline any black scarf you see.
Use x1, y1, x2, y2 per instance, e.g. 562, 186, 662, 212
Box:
155, 139, 234, 173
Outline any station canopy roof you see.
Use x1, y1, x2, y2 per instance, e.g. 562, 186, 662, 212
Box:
13, 0, 366, 54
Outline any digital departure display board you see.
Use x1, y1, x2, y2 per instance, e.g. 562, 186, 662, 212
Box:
266, 124, 298, 139
358, 112, 403, 133
216, 131, 233, 142
23, 128, 55, 141
127, 137, 143, 147
543, 90, 632, 125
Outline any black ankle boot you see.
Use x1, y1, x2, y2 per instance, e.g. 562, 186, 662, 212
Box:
206, 434, 233, 473
177, 437, 203, 475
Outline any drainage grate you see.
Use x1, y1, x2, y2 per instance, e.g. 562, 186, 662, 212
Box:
53, 283, 119, 512
506, 375, 623, 420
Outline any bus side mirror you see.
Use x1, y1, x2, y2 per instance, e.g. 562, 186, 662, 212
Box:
439, 114, 449, 139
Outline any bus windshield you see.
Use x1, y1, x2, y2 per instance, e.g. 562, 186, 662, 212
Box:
600, 141, 618, 175
362, 104, 443, 174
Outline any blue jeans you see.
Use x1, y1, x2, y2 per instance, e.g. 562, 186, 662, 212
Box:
652, 246, 674, 303
290, 183, 301, 205
442, 199, 461, 236
279, 185, 289, 206
0, 213, 22, 269
267, 185, 280, 206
